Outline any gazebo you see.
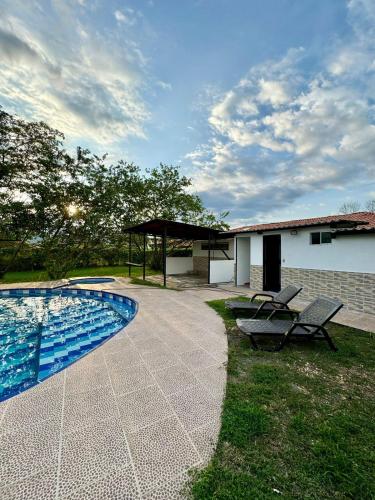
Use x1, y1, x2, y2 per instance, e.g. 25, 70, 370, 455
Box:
125, 219, 224, 286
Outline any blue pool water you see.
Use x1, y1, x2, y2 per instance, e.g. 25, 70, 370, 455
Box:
0, 288, 137, 402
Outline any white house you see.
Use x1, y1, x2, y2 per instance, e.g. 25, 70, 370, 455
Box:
191, 212, 375, 314
126, 213, 375, 314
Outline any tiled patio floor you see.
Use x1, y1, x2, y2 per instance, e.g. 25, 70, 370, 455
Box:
0, 284, 227, 499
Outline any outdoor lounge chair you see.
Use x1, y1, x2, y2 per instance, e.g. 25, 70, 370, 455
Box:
236, 295, 343, 352
225, 285, 303, 318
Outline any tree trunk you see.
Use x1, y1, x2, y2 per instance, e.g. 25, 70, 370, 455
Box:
0, 232, 30, 278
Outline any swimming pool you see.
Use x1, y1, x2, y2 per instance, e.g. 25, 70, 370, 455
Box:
0, 288, 137, 402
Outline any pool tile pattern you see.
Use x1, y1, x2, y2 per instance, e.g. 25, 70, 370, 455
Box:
0, 286, 227, 498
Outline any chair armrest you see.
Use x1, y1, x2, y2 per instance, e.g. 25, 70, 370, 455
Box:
289, 322, 325, 334
267, 300, 289, 309
254, 300, 288, 319
292, 322, 322, 330
269, 308, 297, 319
250, 292, 275, 303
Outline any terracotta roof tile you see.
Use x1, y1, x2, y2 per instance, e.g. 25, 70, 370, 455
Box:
225, 212, 375, 234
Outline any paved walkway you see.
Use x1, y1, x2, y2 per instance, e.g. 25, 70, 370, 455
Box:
0, 283, 227, 499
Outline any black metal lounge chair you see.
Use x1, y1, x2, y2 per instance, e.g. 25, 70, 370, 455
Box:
236, 296, 343, 352
225, 285, 303, 318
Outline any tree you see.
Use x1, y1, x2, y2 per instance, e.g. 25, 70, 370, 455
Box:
365, 199, 375, 213
338, 199, 375, 215
0, 108, 142, 278
1, 108, 229, 278
138, 164, 229, 268
38, 152, 146, 278
0, 107, 73, 277
338, 201, 361, 214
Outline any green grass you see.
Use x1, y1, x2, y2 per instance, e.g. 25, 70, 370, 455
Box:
0, 265, 159, 284
191, 298, 375, 499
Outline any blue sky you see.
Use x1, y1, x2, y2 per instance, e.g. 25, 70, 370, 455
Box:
1, 0, 374, 226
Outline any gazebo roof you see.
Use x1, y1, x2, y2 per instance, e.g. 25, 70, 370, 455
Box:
125, 219, 223, 240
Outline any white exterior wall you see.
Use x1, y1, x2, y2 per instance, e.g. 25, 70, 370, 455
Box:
210, 260, 235, 283
166, 257, 193, 275
193, 229, 375, 275
281, 227, 375, 273
193, 239, 234, 259
236, 236, 250, 285
246, 227, 375, 274
249, 234, 263, 265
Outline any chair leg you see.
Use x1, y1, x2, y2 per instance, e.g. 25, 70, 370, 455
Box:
274, 332, 289, 352
320, 327, 338, 352
252, 304, 264, 319
247, 333, 259, 350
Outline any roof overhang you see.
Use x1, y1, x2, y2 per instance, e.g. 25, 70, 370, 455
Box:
331, 227, 375, 236
125, 219, 225, 240
224, 218, 370, 236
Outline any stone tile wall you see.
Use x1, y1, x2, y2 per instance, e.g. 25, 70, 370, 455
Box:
193, 257, 208, 277
193, 257, 228, 278
281, 267, 375, 314
249, 265, 263, 290
249, 264, 375, 313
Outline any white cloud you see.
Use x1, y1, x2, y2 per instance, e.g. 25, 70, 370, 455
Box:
114, 10, 126, 22
186, 3, 375, 218
0, 0, 149, 145
156, 80, 172, 91
257, 79, 289, 106
114, 9, 137, 26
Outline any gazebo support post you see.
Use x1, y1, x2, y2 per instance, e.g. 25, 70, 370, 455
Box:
128, 232, 132, 278
207, 231, 211, 285
235, 237, 238, 286
162, 227, 167, 287
143, 233, 146, 281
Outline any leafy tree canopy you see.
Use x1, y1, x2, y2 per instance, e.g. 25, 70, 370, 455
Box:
0, 107, 228, 278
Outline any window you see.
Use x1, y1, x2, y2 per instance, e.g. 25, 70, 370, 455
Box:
201, 242, 229, 251
310, 232, 332, 245
321, 232, 332, 244
311, 232, 320, 245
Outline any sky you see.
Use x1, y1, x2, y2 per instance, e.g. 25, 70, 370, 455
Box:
0, 0, 375, 227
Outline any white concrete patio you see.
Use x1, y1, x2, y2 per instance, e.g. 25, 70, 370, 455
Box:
0, 283, 227, 499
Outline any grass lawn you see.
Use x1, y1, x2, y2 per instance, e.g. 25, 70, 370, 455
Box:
191, 298, 375, 499
0, 265, 159, 284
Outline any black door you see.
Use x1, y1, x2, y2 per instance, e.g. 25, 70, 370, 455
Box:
263, 235, 281, 291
